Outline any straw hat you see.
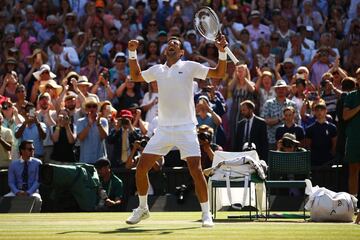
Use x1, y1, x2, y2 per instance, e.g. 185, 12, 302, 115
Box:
39, 80, 63, 96
27, 48, 48, 65
77, 75, 93, 87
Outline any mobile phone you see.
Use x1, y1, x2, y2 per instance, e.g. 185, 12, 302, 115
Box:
29, 108, 35, 117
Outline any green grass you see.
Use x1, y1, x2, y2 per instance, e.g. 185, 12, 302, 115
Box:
0, 212, 359, 240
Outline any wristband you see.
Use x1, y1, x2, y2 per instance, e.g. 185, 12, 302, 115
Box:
128, 50, 137, 60
218, 51, 227, 61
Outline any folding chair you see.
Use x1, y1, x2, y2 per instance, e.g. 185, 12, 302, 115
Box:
265, 150, 311, 220
209, 150, 265, 220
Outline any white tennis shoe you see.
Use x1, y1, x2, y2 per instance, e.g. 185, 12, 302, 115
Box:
202, 212, 214, 227
126, 207, 150, 224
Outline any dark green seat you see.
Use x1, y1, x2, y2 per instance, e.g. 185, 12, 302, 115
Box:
265, 150, 311, 220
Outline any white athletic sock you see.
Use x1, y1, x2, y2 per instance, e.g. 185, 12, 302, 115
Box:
200, 201, 210, 214
139, 195, 148, 209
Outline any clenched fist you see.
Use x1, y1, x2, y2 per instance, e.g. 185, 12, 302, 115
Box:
128, 40, 139, 51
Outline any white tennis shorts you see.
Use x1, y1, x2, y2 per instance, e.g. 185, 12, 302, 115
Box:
143, 123, 201, 159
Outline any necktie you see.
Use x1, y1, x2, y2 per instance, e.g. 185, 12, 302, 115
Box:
121, 129, 128, 163
244, 120, 250, 143
22, 161, 29, 191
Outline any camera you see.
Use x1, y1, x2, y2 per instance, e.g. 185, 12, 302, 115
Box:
321, 80, 329, 88
120, 117, 130, 126
307, 91, 318, 101
29, 108, 35, 117
139, 139, 148, 148
282, 138, 295, 148
198, 132, 212, 142
175, 184, 187, 204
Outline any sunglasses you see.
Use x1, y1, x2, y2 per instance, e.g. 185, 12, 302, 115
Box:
86, 104, 98, 109
2, 103, 12, 110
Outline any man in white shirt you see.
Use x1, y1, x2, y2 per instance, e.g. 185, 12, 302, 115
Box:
125, 36, 228, 227
48, 36, 80, 73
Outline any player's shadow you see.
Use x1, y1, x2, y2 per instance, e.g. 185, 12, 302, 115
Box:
57, 226, 199, 236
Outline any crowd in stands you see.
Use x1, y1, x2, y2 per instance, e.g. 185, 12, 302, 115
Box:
1, 0, 360, 209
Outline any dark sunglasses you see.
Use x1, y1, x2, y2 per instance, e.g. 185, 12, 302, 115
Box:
86, 104, 98, 109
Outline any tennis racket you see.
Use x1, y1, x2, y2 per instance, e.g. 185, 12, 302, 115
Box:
194, 6, 239, 65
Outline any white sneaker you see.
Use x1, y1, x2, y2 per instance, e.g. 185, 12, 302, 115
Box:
202, 212, 214, 227
126, 207, 150, 224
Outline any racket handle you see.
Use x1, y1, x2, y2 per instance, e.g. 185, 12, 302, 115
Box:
224, 46, 239, 65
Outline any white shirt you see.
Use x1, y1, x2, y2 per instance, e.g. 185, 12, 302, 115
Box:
142, 60, 209, 126
141, 92, 159, 123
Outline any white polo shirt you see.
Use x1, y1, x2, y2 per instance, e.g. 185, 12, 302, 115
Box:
142, 60, 209, 127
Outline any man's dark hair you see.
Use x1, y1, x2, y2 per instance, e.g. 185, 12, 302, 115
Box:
24, 102, 35, 112
48, 35, 62, 46
19, 140, 34, 153
168, 36, 183, 50
240, 100, 255, 111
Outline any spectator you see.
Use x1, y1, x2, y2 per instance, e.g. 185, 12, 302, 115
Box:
5, 140, 42, 202
15, 103, 46, 159
30, 64, 57, 103
277, 133, 306, 153
51, 108, 76, 163
0, 112, 13, 169
305, 100, 337, 167
77, 97, 108, 164
261, 79, 299, 149
245, 10, 271, 44
1, 99, 23, 160
228, 64, 256, 149
114, 75, 143, 111
0, 69, 19, 102
196, 95, 222, 140
107, 109, 141, 168
13, 84, 29, 117
275, 106, 305, 147
197, 124, 222, 170
254, 69, 275, 115
319, 72, 339, 120
91, 68, 116, 102
47, 36, 80, 73
94, 158, 123, 211
343, 70, 360, 204
141, 81, 158, 124
36, 92, 56, 163
233, 100, 268, 161
109, 51, 129, 86
309, 47, 332, 88
80, 50, 105, 85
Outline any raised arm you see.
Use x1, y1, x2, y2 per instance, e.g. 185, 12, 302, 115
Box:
128, 40, 145, 82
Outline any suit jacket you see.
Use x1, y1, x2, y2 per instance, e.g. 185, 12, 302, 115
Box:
233, 115, 268, 161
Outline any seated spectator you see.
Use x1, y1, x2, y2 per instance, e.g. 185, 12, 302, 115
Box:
277, 133, 306, 153
94, 158, 123, 211
77, 97, 108, 164
125, 135, 164, 195
107, 109, 142, 168
90, 68, 116, 102
15, 103, 46, 159
0, 113, 13, 169
197, 124, 222, 170
4, 140, 42, 202
51, 109, 76, 163
305, 100, 337, 167
275, 106, 305, 147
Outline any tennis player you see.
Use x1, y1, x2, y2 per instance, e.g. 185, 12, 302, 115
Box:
126, 35, 227, 227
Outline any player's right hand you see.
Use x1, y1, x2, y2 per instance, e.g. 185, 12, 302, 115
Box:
128, 40, 139, 51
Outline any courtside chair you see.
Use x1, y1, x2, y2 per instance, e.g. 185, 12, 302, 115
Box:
265, 150, 311, 220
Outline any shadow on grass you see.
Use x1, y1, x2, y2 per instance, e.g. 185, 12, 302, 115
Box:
57, 226, 199, 235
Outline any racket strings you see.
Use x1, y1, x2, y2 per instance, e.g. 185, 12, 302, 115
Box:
195, 9, 220, 41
